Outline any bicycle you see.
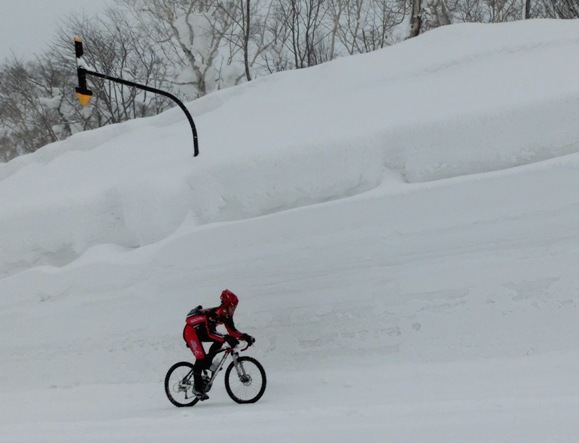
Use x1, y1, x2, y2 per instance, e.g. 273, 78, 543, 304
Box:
164, 340, 267, 407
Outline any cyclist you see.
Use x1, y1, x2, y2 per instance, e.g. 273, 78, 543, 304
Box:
183, 289, 254, 399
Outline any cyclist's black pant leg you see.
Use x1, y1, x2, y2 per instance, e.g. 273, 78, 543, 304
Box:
193, 355, 206, 388
205, 341, 223, 368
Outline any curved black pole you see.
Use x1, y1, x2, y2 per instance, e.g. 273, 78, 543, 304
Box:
74, 38, 198, 157
80, 68, 199, 157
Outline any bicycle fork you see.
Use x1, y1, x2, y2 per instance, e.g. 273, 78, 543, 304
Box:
231, 352, 251, 384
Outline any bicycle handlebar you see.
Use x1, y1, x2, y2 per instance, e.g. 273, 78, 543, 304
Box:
233, 338, 253, 352
217, 338, 253, 354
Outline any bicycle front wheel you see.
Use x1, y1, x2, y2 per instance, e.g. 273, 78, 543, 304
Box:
224, 356, 267, 404
164, 362, 200, 407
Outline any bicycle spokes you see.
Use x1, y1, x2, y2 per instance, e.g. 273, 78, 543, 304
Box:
224, 356, 267, 404
164, 362, 200, 407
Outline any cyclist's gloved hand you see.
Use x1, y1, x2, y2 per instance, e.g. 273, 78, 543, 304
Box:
241, 333, 255, 345
224, 335, 239, 348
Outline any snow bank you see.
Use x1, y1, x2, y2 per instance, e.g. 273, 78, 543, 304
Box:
2, 20, 579, 277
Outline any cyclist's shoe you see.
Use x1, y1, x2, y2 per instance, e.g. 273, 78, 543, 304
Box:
193, 386, 209, 401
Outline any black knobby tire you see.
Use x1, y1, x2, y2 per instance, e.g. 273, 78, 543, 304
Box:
224, 356, 267, 404
164, 361, 200, 407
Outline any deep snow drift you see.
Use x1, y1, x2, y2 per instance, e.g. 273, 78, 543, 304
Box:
1, 20, 579, 442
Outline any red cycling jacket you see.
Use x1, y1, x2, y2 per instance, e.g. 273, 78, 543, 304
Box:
183, 305, 243, 345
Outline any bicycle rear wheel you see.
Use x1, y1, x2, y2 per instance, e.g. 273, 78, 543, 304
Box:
224, 356, 267, 404
164, 362, 200, 407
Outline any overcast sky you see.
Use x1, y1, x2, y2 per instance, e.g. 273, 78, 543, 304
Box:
0, 0, 105, 61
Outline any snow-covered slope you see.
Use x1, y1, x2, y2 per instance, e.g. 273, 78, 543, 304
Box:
1, 20, 579, 442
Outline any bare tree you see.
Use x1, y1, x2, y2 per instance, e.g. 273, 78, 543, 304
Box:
542, 0, 579, 17
334, 0, 407, 54
216, 0, 277, 82
325, 0, 349, 58
122, 0, 240, 97
260, 2, 295, 73
425, 0, 454, 26
0, 58, 65, 158
273, 0, 330, 69
421, 0, 532, 28
0, 132, 19, 162
409, 0, 424, 37
241, 0, 253, 80
523, 0, 532, 18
